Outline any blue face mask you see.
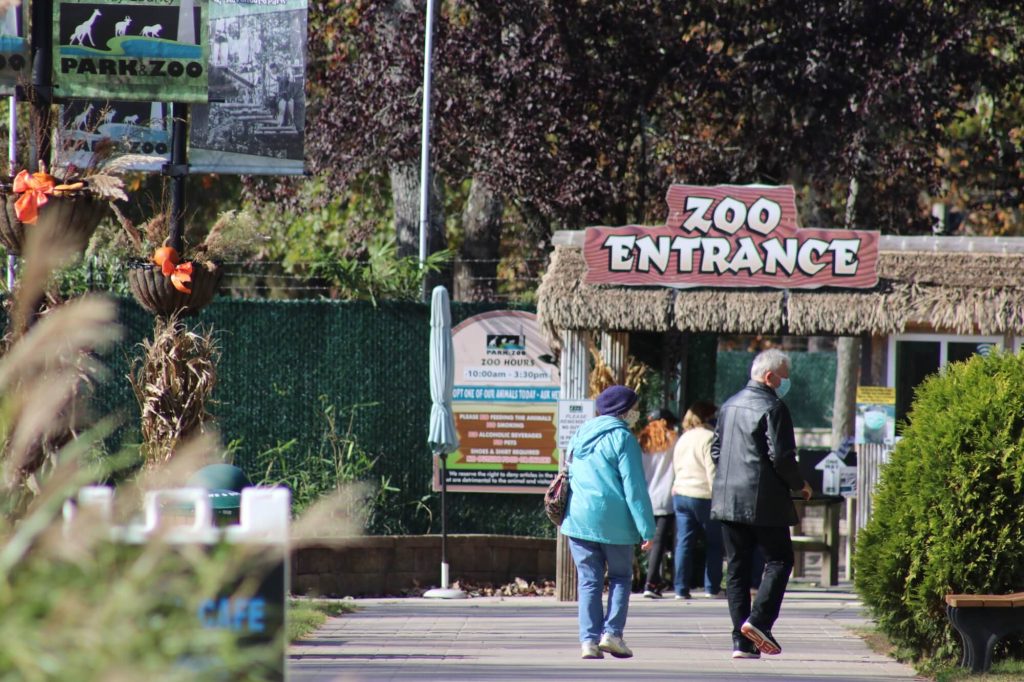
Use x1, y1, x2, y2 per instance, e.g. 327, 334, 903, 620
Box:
775, 377, 791, 399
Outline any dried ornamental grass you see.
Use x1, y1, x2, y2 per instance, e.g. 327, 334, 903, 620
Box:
623, 357, 648, 394
130, 317, 220, 466
0, 296, 119, 512
587, 342, 615, 398
586, 339, 649, 399
0, 174, 283, 680
0, 202, 122, 506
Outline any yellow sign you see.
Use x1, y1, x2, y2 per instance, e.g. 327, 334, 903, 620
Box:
856, 386, 895, 404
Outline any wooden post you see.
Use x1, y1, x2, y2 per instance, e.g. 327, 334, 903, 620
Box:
845, 495, 857, 581
600, 331, 629, 383
29, 0, 53, 173
556, 329, 589, 602
167, 103, 189, 253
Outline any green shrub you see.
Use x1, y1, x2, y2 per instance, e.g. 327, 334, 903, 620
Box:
252, 396, 399, 531
287, 599, 356, 641
854, 349, 1024, 665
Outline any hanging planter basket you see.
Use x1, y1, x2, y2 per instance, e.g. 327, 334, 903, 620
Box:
0, 192, 107, 256
127, 259, 223, 317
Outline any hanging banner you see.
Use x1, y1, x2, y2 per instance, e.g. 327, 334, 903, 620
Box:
434, 311, 561, 494
584, 184, 880, 290
53, 0, 209, 102
0, 0, 28, 90
57, 100, 171, 171
188, 0, 306, 175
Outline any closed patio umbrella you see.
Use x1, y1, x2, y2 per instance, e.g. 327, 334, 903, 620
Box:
424, 286, 465, 599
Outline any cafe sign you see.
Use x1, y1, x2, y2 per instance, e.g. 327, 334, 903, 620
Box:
584, 184, 880, 289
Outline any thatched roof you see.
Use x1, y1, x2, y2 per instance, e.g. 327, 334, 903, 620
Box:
536, 246, 674, 349
538, 232, 1024, 337
674, 289, 785, 334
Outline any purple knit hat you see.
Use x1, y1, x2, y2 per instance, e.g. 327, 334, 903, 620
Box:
596, 385, 639, 416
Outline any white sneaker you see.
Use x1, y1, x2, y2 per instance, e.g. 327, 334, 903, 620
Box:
581, 641, 603, 659
598, 633, 633, 658
642, 589, 661, 599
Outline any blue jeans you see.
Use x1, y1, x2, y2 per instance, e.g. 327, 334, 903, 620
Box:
673, 495, 723, 596
568, 537, 634, 643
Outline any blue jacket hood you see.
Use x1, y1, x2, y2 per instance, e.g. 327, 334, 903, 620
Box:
570, 415, 627, 459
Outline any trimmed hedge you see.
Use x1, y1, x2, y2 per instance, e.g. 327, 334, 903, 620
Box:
854, 349, 1024, 664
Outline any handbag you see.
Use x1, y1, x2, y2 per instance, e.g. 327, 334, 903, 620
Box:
543, 448, 573, 526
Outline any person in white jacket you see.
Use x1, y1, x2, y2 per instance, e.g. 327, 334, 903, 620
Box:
639, 408, 679, 598
671, 401, 722, 599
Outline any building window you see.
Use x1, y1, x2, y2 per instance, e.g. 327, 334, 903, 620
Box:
887, 334, 1001, 425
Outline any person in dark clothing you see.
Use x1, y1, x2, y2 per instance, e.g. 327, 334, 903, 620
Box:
711, 348, 812, 659
269, 62, 296, 128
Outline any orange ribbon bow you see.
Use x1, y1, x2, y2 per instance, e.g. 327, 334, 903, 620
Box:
12, 170, 56, 224
152, 245, 194, 294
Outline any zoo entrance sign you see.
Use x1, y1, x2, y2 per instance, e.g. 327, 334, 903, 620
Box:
584, 185, 880, 289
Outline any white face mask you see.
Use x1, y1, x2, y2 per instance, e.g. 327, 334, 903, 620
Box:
623, 408, 640, 427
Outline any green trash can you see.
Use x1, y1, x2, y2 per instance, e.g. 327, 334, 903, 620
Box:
187, 464, 252, 526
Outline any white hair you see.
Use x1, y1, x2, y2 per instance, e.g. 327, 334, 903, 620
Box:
750, 348, 790, 380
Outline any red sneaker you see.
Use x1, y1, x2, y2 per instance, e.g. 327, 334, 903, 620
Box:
740, 621, 782, 655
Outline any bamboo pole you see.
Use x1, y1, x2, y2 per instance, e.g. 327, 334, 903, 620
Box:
556, 329, 589, 602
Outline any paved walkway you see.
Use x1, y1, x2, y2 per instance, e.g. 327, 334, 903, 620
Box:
288, 588, 925, 681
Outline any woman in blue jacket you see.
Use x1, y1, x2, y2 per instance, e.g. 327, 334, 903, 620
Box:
561, 385, 656, 660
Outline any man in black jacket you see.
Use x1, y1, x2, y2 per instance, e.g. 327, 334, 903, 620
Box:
711, 348, 812, 659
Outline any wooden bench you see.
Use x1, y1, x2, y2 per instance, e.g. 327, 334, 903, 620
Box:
790, 497, 842, 587
945, 591, 1024, 672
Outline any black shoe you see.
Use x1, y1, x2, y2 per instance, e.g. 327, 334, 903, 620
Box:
741, 620, 781, 655
643, 583, 663, 598
674, 590, 692, 600
732, 636, 761, 659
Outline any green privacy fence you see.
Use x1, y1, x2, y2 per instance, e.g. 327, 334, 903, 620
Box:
714, 351, 837, 429
88, 297, 725, 538
91, 297, 555, 536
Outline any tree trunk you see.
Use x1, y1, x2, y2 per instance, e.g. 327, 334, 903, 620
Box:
454, 178, 503, 301
831, 336, 860, 451
515, 200, 553, 282
390, 162, 450, 295
390, 162, 420, 258
423, 173, 450, 295
831, 166, 863, 451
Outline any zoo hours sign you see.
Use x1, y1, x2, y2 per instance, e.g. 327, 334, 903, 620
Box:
584, 184, 880, 289
436, 311, 561, 494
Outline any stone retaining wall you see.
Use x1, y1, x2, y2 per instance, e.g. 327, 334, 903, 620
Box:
292, 535, 555, 597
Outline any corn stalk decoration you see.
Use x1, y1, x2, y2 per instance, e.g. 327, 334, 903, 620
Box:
586, 338, 648, 399
129, 316, 219, 466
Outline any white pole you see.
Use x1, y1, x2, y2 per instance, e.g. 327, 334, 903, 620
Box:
8, 93, 15, 172
7, 93, 16, 289
417, 0, 436, 274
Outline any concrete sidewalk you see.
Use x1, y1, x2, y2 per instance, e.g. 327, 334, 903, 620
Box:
288, 588, 925, 681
